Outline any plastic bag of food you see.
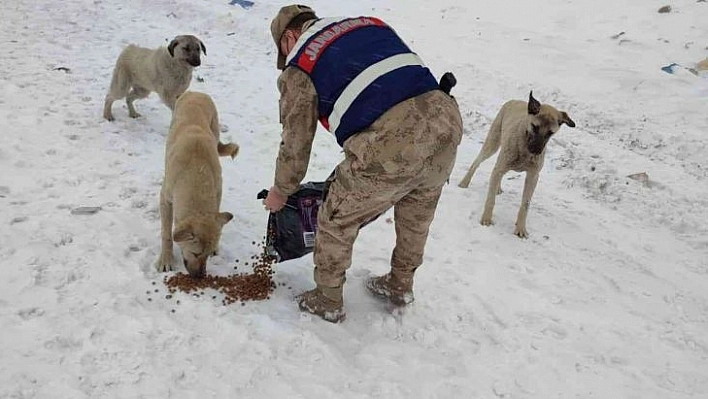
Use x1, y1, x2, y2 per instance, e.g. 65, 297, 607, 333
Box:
257, 181, 326, 262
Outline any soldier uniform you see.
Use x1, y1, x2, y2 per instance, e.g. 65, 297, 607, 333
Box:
270, 5, 462, 322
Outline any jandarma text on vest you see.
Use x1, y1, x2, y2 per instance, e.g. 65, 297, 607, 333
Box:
304, 18, 384, 61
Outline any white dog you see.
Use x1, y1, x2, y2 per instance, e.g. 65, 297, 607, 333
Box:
103, 35, 206, 121
156, 91, 239, 277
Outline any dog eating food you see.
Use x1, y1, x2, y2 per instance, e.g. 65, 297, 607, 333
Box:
163, 239, 277, 305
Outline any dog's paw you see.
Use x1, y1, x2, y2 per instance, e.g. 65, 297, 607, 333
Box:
129, 111, 142, 119
480, 215, 494, 226
103, 114, 115, 122
458, 180, 470, 188
496, 187, 503, 195
514, 226, 529, 239
155, 254, 174, 272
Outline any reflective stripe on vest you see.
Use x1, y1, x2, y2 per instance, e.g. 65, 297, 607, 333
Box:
285, 17, 439, 146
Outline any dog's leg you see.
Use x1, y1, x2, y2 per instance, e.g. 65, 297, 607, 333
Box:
513, 171, 540, 239
103, 64, 131, 121
103, 95, 116, 122
127, 87, 150, 119
159, 92, 178, 111
495, 177, 503, 196
156, 190, 175, 272
459, 111, 503, 188
480, 165, 507, 226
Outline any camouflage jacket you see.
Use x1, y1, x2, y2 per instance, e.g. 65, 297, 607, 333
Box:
273, 67, 462, 196
274, 67, 319, 196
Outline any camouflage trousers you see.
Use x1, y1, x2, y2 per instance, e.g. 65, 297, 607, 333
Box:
312, 90, 463, 300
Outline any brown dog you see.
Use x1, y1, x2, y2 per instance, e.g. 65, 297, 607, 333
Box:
458, 91, 575, 238
103, 35, 206, 121
156, 91, 239, 277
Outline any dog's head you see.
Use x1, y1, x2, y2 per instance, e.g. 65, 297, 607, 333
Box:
172, 212, 233, 277
167, 35, 207, 67
525, 91, 575, 155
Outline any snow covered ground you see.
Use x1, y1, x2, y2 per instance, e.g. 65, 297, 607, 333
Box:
1, 0, 707, 397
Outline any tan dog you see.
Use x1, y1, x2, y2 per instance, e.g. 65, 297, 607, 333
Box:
103, 35, 206, 121
458, 91, 575, 238
156, 91, 239, 277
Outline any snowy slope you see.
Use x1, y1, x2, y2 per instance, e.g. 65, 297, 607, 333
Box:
1, 0, 707, 398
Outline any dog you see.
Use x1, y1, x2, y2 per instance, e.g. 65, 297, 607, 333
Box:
103, 35, 206, 121
458, 91, 575, 238
156, 91, 240, 277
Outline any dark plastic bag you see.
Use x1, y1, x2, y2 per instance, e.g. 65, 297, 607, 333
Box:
257, 179, 385, 263
257, 181, 327, 263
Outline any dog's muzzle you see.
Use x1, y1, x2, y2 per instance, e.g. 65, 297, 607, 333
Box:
187, 58, 201, 67
184, 259, 206, 278
527, 136, 547, 155
528, 145, 544, 155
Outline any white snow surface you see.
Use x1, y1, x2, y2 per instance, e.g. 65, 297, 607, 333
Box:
1, 0, 707, 398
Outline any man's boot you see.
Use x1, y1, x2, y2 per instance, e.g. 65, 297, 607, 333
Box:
365, 272, 414, 306
296, 285, 345, 323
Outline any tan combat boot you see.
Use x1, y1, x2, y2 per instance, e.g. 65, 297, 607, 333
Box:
366, 273, 414, 306
296, 286, 345, 323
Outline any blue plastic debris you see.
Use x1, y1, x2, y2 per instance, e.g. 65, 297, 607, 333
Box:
229, 0, 254, 9
661, 63, 679, 74
661, 63, 699, 76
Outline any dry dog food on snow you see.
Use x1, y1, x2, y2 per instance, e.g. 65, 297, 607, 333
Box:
163, 239, 277, 305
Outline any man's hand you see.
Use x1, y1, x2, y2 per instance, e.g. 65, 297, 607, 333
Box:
263, 186, 288, 212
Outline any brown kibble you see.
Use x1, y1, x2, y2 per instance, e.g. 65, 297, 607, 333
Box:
166, 295, 172, 299
171, 309, 176, 313
162, 247, 277, 305
176, 300, 180, 304
146, 290, 151, 294
154, 289, 158, 293
152, 281, 156, 285
148, 298, 152, 301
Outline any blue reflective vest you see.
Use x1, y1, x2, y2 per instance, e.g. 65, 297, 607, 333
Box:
286, 17, 439, 146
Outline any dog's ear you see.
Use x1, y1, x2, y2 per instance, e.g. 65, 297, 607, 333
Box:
528, 91, 541, 115
199, 40, 207, 56
167, 38, 179, 57
560, 111, 576, 128
217, 212, 233, 226
173, 226, 194, 242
